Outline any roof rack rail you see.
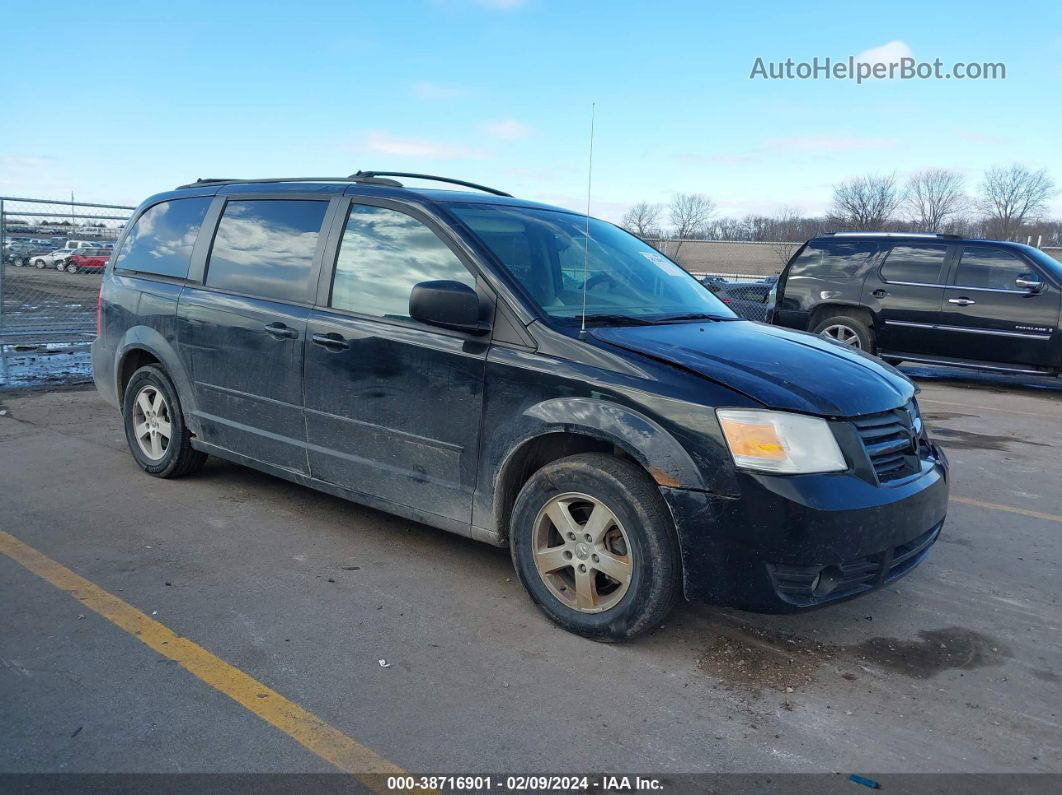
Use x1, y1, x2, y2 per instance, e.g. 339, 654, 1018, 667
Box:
349, 171, 512, 197
176, 172, 512, 197
822, 231, 961, 239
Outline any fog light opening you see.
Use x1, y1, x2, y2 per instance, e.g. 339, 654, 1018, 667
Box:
812, 565, 843, 597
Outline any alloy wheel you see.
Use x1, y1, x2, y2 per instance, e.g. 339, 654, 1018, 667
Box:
532, 492, 633, 613
821, 324, 862, 348
132, 385, 172, 461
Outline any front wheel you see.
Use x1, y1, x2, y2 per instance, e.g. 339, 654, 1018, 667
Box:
65, 263, 77, 274
812, 313, 874, 352
122, 365, 207, 478
34, 258, 46, 269
510, 453, 680, 642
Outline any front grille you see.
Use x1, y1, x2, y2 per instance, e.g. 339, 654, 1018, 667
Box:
767, 523, 942, 606
851, 402, 922, 482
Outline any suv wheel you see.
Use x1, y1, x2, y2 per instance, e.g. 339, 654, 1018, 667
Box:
813, 313, 874, 352
510, 453, 680, 642
122, 365, 207, 478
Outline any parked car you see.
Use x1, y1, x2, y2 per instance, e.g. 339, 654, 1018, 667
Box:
64, 251, 110, 273
702, 276, 774, 321
771, 232, 1062, 376
93, 173, 949, 641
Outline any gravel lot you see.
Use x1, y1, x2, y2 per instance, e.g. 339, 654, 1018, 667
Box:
0, 369, 1059, 781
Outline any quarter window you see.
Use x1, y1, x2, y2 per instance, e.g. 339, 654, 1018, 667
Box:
330, 205, 475, 320
880, 245, 948, 284
206, 200, 328, 303
954, 247, 1030, 290
115, 197, 211, 278
786, 241, 878, 281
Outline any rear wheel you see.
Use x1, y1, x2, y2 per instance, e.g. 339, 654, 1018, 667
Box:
510, 453, 680, 642
122, 365, 207, 478
812, 313, 874, 352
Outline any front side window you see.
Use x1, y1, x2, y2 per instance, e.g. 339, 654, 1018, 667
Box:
880, 245, 948, 285
206, 199, 328, 302
115, 197, 211, 278
954, 247, 1032, 290
330, 204, 476, 319
450, 204, 733, 324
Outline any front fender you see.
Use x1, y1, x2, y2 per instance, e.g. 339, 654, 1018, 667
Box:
475, 396, 711, 536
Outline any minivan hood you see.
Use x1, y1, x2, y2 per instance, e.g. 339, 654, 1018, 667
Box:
591, 321, 914, 417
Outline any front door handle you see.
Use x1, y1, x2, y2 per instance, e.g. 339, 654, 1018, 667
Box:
311, 332, 349, 350
872, 289, 889, 299
948, 297, 976, 307
263, 322, 298, 339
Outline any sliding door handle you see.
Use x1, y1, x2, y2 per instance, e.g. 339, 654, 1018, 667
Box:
263, 322, 298, 339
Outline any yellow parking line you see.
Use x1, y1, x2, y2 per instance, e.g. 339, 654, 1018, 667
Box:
920, 397, 1060, 420
0, 528, 413, 790
951, 496, 1062, 523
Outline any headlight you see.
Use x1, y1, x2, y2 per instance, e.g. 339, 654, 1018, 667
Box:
716, 409, 847, 474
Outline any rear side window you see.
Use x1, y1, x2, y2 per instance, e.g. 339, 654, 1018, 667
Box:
330, 204, 475, 320
786, 241, 878, 281
206, 199, 329, 303
115, 197, 211, 278
880, 245, 948, 284
954, 247, 1030, 290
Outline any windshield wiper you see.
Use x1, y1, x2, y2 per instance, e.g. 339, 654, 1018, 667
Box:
579, 314, 656, 326
652, 312, 734, 323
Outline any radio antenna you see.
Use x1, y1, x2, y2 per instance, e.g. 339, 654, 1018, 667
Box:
578, 102, 596, 340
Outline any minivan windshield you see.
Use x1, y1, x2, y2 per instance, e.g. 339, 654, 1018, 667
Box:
450, 204, 736, 325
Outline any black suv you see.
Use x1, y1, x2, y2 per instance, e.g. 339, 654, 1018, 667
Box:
92, 173, 949, 641
772, 232, 1062, 376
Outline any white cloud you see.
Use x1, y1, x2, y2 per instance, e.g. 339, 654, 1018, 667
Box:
481, 119, 533, 140
361, 130, 484, 159
412, 81, 468, 100
956, 130, 1011, 146
855, 40, 914, 67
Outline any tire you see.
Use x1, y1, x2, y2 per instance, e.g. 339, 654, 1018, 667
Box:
510, 453, 680, 642
56, 261, 66, 272
812, 313, 874, 352
34, 258, 46, 269
66, 263, 77, 274
122, 365, 207, 478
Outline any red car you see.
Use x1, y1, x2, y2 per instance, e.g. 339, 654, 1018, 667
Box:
64, 251, 109, 274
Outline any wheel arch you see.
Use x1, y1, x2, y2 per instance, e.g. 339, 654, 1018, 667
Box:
483, 397, 708, 542
112, 327, 198, 432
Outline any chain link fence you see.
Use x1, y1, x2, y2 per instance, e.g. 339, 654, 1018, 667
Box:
1, 197, 133, 345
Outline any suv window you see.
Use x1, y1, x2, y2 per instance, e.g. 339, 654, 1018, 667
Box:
115, 198, 211, 278
954, 246, 1031, 290
879, 244, 948, 285
206, 199, 328, 303
787, 241, 878, 281
330, 204, 475, 320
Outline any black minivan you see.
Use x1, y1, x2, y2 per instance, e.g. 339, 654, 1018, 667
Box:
772, 232, 1062, 376
93, 173, 949, 641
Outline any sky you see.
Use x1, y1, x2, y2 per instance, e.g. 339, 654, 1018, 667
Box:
3, 0, 1061, 223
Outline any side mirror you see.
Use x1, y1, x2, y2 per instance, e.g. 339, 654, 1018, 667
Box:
1015, 274, 1043, 292
409, 280, 489, 334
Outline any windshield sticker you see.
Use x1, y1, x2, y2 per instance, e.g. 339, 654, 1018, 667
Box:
639, 251, 684, 275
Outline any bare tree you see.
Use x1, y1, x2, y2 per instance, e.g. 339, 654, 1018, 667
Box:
829, 173, 900, 231
669, 193, 715, 258
978, 164, 1056, 240
621, 202, 663, 239
904, 169, 967, 231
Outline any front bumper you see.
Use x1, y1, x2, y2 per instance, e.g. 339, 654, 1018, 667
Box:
662, 443, 949, 612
